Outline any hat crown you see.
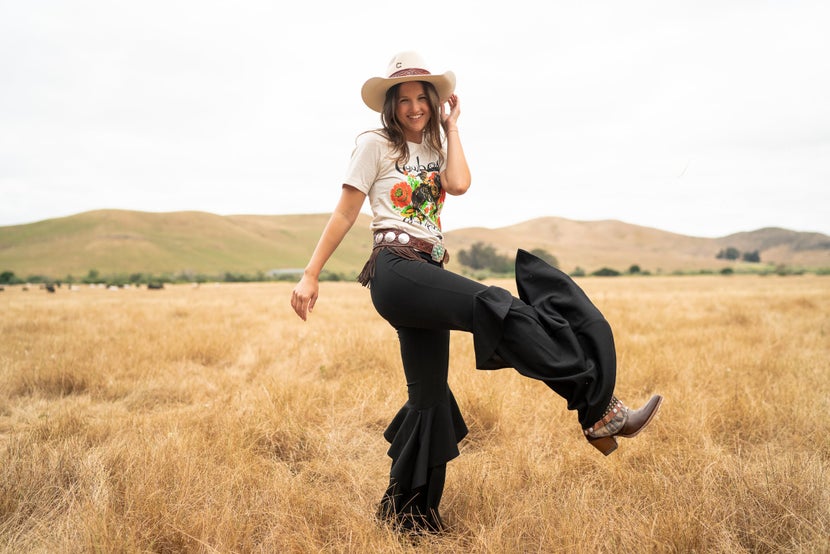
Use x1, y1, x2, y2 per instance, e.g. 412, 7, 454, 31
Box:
385, 51, 431, 78
361, 51, 455, 113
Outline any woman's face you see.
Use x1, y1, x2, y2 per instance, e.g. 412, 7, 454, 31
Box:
395, 81, 431, 143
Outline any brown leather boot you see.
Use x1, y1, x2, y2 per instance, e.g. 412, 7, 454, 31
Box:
583, 395, 663, 455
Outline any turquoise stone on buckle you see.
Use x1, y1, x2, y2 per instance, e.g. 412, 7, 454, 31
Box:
430, 243, 445, 263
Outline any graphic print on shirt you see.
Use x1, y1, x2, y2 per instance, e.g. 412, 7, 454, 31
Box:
390, 156, 446, 231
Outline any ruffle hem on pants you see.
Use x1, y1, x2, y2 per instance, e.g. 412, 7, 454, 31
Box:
379, 388, 467, 533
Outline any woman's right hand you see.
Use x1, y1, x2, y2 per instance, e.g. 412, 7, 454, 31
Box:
289, 184, 367, 322
291, 274, 319, 321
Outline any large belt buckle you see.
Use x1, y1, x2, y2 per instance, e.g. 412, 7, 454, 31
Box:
430, 243, 445, 262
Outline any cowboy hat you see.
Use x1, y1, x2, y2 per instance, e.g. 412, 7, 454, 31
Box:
361, 51, 456, 113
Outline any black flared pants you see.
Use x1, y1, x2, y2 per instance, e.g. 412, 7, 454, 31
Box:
369, 248, 616, 529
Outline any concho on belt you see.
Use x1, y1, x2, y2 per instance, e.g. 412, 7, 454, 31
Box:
375, 230, 446, 263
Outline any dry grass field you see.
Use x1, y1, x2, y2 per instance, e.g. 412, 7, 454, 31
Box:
1, 275, 828, 553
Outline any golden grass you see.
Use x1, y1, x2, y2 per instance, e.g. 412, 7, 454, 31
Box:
1, 276, 828, 553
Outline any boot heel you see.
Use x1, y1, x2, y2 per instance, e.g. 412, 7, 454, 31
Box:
587, 435, 618, 456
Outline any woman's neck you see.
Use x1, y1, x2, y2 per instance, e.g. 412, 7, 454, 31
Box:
405, 131, 423, 144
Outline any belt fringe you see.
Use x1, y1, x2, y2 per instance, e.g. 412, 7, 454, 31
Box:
357, 245, 441, 288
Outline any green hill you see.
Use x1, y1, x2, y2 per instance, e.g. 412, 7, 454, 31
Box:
0, 210, 373, 279
1, 210, 828, 280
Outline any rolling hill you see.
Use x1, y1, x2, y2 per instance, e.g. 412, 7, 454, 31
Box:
443, 218, 830, 273
1, 210, 828, 279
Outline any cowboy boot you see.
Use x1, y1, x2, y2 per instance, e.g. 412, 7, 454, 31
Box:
583, 395, 663, 455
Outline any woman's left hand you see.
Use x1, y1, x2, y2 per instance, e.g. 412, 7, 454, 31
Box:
440, 94, 461, 131
438, 93, 471, 195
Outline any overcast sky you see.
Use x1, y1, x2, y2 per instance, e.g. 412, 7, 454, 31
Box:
1, 0, 828, 238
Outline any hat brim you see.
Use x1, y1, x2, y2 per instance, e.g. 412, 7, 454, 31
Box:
361, 71, 456, 113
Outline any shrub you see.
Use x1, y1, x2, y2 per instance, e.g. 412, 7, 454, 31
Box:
716, 247, 740, 260
0, 271, 22, 285
742, 250, 761, 263
83, 269, 101, 284
528, 248, 559, 268
319, 271, 342, 282
591, 267, 621, 277
457, 242, 513, 274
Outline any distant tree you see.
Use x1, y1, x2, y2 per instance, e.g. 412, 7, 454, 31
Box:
591, 267, 621, 277
457, 242, 513, 273
716, 247, 740, 260
319, 271, 342, 282
107, 275, 129, 287
720, 267, 734, 275
83, 269, 101, 284
742, 250, 761, 263
628, 264, 641, 274
571, 267, 586, 277
0, 271, 19, 284
528, 248, 559, 268
224, 271, 255, 282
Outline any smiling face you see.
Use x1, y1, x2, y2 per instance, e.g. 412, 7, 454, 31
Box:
394, 81, 432, 143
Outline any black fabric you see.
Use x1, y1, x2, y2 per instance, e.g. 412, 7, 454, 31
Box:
383, 326, 468, 490
469, 250, 616, 424
383, 390, 468, 490
368, 247, 618, 525
358, 245, 425, 286
514, 249, 616, 425
471, 285, 513, 368
377, 465, 447, 534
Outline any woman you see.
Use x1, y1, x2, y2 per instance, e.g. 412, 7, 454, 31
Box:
291, 51, 662, 534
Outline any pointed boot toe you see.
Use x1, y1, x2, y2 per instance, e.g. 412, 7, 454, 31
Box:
619, 394, 663, 438
583, 394, 663, 455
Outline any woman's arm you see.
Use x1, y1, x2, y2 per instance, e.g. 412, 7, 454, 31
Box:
440, 94, 471, 196
290, 185, 366, 320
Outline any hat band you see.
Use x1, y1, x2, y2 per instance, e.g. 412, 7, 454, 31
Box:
388, 67, 431, 78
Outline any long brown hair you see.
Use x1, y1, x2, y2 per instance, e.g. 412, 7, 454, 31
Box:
379, 81, 445, 168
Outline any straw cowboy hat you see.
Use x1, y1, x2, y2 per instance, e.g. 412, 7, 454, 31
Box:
361, 51, 456, 113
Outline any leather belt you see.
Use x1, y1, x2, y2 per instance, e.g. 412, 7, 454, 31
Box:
373, 228, 448, 263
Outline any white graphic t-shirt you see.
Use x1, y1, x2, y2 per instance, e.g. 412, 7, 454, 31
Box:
343, 131, 446, 241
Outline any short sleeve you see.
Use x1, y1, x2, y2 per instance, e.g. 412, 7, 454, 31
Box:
343, 132, 385, 194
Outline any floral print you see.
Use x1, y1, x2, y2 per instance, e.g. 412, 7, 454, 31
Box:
390, 182, 412, 208
389, 170, 444, 230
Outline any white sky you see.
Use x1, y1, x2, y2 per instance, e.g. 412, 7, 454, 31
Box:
1, 0, 828, 238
